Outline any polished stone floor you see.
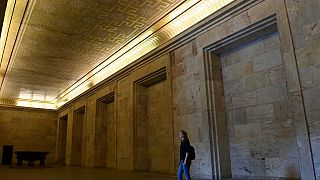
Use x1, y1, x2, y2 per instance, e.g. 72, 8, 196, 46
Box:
0, 165, 213, 180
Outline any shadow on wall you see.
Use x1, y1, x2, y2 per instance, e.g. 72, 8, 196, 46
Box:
285, 165, 300, 180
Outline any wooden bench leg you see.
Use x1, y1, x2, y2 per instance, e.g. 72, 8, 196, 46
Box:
17, 159, 22, 166
28, 161, 34, 166
40, 159, 45, 166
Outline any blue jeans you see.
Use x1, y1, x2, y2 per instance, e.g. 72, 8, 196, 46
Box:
177, 160, 191, 180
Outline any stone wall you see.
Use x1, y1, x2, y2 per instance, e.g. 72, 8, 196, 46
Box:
222, 33, 300, 178
0, 107, 57, 164
57, 54, 175, 173
56, 0, 319, 179
171, 40, 213, 179
285, 0, 320, 179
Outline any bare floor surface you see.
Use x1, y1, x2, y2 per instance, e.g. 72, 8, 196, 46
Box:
0, 165, 209, 180
0, 165, 297, 180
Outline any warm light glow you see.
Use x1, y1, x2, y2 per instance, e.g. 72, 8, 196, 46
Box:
55, 0, 235, 108
0, 0, 15, 65
16, 99, 56, 109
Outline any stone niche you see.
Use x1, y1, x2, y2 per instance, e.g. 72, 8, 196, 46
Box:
71, 106, 86, 165
56, 114, 68, 164
95, 92, 116, 168
222, 32, 300, 178
134, 67, 174, 174
203, 14, 301, 179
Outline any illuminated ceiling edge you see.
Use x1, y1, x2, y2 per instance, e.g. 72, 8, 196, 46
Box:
1, 0, 37, 92
0, 0, 55, 109
0, 0, 236, 110
0, 0, 16, 89
55, 0, 235, 108
54, 0, 202, 102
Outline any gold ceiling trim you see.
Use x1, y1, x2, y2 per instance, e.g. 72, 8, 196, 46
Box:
1, 0, 37, 90
0, 97, 55, 109
0, 0, 55, 109
0, 0, 16, 87
55, 0, 235, 108
1, 0, 235, 109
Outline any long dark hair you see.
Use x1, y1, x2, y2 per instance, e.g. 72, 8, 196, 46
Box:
179, 130, 188, 142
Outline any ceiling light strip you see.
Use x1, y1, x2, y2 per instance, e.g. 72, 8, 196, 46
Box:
0, 0, 16, 65
56, 0, 234, 107
54, 0, 202, 103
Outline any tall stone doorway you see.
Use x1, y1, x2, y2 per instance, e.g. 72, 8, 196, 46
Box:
57, 114, 68, 164
71, 106, 86, 165
95, 93, 116, 168
134, 68, 174, 174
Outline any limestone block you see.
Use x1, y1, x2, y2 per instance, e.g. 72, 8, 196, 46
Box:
224, 95, 233, 111
246, 0, 277, 25
229, 108, 247, 125
190, 143, 212, 179
241, 71, 270, 93
230, 157, 251, 176
171, 63, 185, 78
268, 65, 286, 85
285, 0, 320, 49
257, 82, 288, 104
249, 140, 280, 160
311, 136, 320, 158
275, 120, 295, 141
263, 33, 281, 52
279, 140, 299, 159
265, 158, 281, 177
246, 104, 274, 123
273, 100, 291, 122
253, 49, 283, 72
231, 157, 266, 177
303, 86, 320, 112
227, 115, 235, 138
224, 79, 242, 96
314, 157, 320, 179
306, 111, 320, 136
278, 157, 300, 178
299, 67, 320, 90
222, 63, 242, 82
296, 41, 320, 69
221, 50, 239, 68
234, 123, 261, 141
229, 138, 250, 157
172, 40, 197, 66
238, 40, 264, 61
260, 120, 277, 140
227, 10, 251, 36
232, 92, 258, 109
241, 61, 254, 76
304, 21, 320, 42
296, 135, 316, 180
222, 61, 253, 82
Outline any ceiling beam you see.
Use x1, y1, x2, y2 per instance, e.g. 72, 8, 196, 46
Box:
0, 0, 8, 36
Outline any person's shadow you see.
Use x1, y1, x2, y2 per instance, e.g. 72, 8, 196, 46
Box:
285, 165, 300, 180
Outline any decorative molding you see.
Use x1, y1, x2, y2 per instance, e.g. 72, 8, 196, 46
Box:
57, 0, 260, 111
202, 14, 278, 179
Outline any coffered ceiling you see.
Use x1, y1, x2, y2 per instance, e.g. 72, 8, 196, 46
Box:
0, 0, 234, 109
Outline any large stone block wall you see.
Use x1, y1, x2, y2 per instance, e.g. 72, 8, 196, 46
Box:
0, 107, 57, 164
222, 33, 300, 178
55, 0, 319, 179
171, 40, 213, 179
57, 54, 175, 173
285, 0, 320, 179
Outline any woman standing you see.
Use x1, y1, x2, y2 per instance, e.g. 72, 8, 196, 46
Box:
177, 130, 191, 180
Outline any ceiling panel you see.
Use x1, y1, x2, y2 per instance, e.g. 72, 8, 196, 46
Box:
0, 0, 181, 103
